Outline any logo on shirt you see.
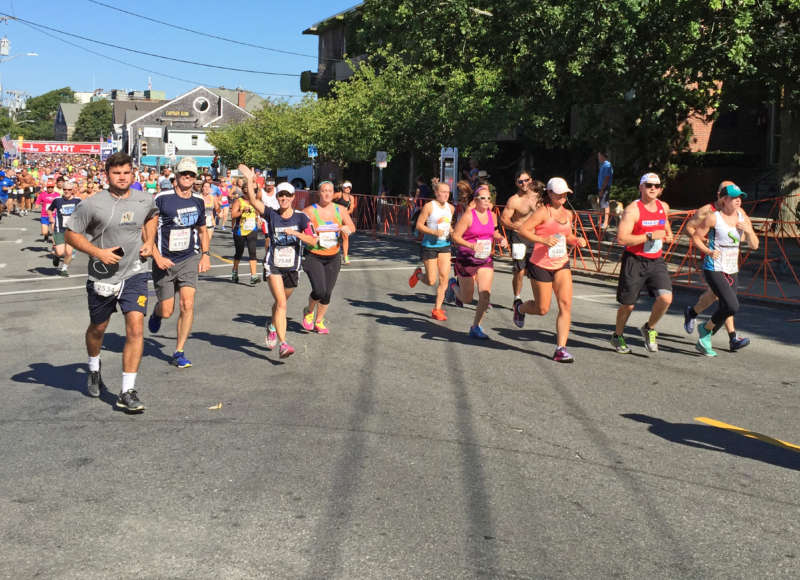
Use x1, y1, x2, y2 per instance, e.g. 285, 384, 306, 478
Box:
120, 211, 135, 224
641, 219, 665, 226
174, 207, 199, 227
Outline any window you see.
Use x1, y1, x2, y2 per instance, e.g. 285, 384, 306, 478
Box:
193, 97, 210, 113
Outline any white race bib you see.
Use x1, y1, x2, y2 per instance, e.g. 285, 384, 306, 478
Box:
548, 234, 567, 259
512, 242, 526, 260
474, 239, 492, 260
319, 231, 338, 249
242, 218, 256, 232
643, 237, 662, 254
274, 246, 296, 268
168, 228, 191, 252
437, 224, 450, 241
720, 246, 739, 274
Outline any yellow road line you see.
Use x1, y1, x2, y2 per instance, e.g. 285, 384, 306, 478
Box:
695, 417, 800, 453
210, 252, 232, 264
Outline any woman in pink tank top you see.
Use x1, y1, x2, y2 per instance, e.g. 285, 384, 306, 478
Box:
448, 185, 508, 340
514, 177, 587, 362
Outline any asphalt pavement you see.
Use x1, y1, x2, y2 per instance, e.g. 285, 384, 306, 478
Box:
1, 213, 799, 579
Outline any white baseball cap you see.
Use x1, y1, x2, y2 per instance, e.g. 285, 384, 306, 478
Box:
546, 177, 572, 195
639, 172, 661, 185
276, 182, 295, 195
342, 181, 352, 188
176, 157, 198, 175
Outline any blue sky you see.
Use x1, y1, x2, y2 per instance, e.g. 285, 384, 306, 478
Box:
0, 0, 358, 103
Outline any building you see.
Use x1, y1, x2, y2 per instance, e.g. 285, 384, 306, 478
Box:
54, 103, 87, 141
123, 86, 254, 167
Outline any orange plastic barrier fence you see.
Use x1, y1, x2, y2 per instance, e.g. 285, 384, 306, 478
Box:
340, 193, 800, 305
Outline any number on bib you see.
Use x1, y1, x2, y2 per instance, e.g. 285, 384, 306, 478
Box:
720, 246, 739, 274
168, 228, 191, 252
319, 231, 338, 249
548, 234, 567, 259
643, 237, 662, 255
242, 218, 256, 233
474, 239, 492, 260
274, 246, 296, 268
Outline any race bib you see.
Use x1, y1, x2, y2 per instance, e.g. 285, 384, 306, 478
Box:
474, 239, 492, 260
93, 280, 122, 297
437, 224, 450, 241
242, 218, 256, 233
720, 246, 739, 274
319, 230, 338, 249
512, 243, 526, 260
643, 237, 662, 254
168, 228, 191, 252
548, 234, 567, 259
274, 246, 296, 268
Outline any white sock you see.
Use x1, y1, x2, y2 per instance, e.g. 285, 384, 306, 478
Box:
121, 372, 137, 393
514, 295, 521, 301
88, 356, 100, 372
60, 263, 68, 271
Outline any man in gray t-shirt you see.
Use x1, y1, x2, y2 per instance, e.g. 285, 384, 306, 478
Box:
65, 152, 158, 413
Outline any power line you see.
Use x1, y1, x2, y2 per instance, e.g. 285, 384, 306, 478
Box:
87, 0, 332, 63
0, 12, 301, 77
16, 19, 304, 101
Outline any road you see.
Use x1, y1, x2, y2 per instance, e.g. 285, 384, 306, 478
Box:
1, 214, 799, 579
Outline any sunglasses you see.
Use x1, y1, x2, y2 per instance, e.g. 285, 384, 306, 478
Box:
644, 183, 662, 189
276, 192, 293, 198
476, 196, 491, 201
517, 178, 532, 184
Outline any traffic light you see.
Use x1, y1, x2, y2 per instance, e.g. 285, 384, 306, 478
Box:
140, 141, 148, 156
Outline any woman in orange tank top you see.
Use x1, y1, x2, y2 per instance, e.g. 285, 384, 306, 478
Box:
513, 177, 587, 363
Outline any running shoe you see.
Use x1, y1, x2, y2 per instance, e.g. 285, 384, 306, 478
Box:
610, 334, 631, 354
116, 389, 145, 412
445, 277, 457, 304
57, 269, 69, 277
695, 324, 717, 357
170, 351, 192, 368
343, 256, 351, 265
314, 319, 329, 334
302, 307, 314, 331
469, 325, 489, 340
512, 298, 525, 328
409, 266, 422, 288
729, 335, 750, 352
51, 254, 60, 267
431, 308, 447, 321
231, 271, 239, 283
640, 324, 659, 352
279, 342, 295, 358
250, 276, 261, 285
148, 313, 162, 334
553, 347, 574, 363
683, 305, 696, 334
265, 324, 278, 350
87, 363, 104, 398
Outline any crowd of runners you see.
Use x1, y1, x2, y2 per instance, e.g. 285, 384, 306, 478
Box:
0, 151, 759, 413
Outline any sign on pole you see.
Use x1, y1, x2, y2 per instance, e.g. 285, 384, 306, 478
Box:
307, 144, 318, 159
376, 151, 388, 168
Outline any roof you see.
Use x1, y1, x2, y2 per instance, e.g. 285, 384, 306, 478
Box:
303, 3, 362, 35
58, 103, 86, 126
126, 86, 254, 128
208, 88, 265, 113
113, 101, 163, 125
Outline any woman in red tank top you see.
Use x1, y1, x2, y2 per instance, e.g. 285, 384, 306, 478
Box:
514, 177, 587, 363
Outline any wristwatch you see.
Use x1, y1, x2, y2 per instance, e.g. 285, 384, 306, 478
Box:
202, 250, 210, 255
646, 232, 653, 242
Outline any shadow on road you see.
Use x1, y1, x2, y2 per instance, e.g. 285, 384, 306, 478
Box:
10, 362, 119, 409
232, 312, 305, 334
622, 413, 800, 471
190, 331, 283, 365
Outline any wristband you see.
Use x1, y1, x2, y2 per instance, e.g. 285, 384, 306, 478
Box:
202, 251, 210, 255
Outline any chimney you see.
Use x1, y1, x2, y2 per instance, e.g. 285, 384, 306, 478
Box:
238, 91, 247, 109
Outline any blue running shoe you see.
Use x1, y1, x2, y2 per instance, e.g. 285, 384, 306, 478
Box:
729, 335, 750, 351
683, 305, 696, 334
171, 351, 192, 368
512, 298, 525, 328
469, 325, 489, 340
148, 313, 162, 334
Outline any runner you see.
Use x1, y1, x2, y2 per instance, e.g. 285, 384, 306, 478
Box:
35, 181, 60, 243
230, 180, 261, 285
201, 180, 219, 245
240, 172, 317, 358
298, 180, 356, 334
408, 182, 455, 320
512, 177, 588, 362
48, 180, 81, 276
681, 180, 749, 350
259, 177, 280, 280
500, 170, 542, 303
64, 152, 157, 412
690, 184, 759, 356
611, 173, 674, 354
144, 170, 159, 195
334, 181, 358, 264
446, 185, 509, 339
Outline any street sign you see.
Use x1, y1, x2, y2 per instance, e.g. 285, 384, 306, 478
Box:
307, 144, 318, 158
165, 143, 176, 157
376, 151, 388, 168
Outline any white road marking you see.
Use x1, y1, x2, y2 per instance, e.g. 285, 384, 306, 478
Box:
0, 285, 84, 297
0, 264, 5, 269
0, 273, 89, 284
574, 293, 617, 303
0, 227, 27, 231
0, 238, 22, 244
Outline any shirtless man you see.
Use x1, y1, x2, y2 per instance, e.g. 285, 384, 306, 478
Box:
500, 170, 541, 302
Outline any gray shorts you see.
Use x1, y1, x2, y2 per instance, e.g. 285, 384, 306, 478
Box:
152, 254, 200, 301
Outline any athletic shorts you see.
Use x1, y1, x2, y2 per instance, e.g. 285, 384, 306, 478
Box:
454, 254, 492, 278
40, 216, 50, 225
616, 252, 672, 305
420, 245, 451, 261
152, 254, 200, 301
86, 272, 149, 324
530, 262, 570, 283
598, 189, 610, 209
14, 190, 25, 202
268, 268, 300, 289
53, 231, 66, 245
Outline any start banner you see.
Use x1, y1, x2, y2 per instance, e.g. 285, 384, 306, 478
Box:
19, 141, 101, 155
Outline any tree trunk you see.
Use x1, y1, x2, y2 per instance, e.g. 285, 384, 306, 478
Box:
778, 93, 800, 237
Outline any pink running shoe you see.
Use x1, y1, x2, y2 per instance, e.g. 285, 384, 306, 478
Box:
314, 319, 329, 334
302, 307, 314, 331
279, 342, 295, 358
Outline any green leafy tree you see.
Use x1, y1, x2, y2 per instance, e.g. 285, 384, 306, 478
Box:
71, 99, 112, 142
17, 87, 75, 140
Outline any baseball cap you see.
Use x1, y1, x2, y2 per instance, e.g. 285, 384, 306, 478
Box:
342, 181, 352, 188
721, 184, 747, 199
266, 178, 276, 185
46, 180, 55, 187
546, 177, 573, 194
276, 182, 295, 195
176, 157, 198, 175
639, 172, 661, 185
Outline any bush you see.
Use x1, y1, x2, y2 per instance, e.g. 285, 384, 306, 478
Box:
674, 151, 760, 168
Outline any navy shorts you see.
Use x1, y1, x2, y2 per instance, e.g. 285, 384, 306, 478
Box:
86, 272, 149, 324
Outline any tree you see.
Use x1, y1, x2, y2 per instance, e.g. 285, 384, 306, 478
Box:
17, 87, 75, 140
72, 99, 112, 142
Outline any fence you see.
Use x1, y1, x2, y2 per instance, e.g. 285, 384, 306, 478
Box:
344, 192, 800, 305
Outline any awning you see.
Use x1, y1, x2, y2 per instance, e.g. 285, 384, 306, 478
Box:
140, 155, 214, 168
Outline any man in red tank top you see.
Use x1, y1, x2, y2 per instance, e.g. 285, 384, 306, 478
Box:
611, 173, 674, 354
